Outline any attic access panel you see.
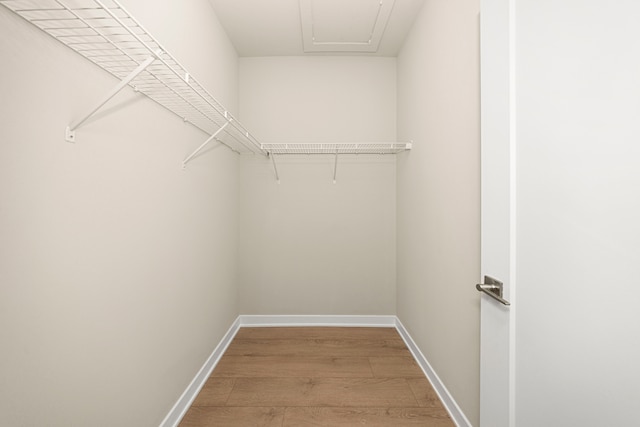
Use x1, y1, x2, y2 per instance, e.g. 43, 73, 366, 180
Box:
299, 0, 395, 53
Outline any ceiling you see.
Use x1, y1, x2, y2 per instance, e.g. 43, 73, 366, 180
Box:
207, 0, 426, 57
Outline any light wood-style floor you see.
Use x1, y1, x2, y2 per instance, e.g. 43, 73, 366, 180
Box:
179, 327, 455, 426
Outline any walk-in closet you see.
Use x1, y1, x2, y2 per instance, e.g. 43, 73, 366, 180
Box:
3, 1, 639, 426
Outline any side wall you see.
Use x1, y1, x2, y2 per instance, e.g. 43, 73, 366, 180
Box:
0, 1, 239, 426
396, 0, 481, 425
238, 57, 397, 315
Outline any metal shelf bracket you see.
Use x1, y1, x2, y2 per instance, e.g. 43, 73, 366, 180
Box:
270, 153, 281, 183
65, 51, 160, 143
182, 120, 231, 168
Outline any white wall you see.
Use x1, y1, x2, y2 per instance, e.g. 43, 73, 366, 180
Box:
514, 1, 640, 425
238, 57, 397, 315
396, 0, 481, 425
0, 1, 240, 426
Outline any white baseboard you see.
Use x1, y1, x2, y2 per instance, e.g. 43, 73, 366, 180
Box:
158, 317, 241, 427
159, 314, 471, 427
238, 314, 397, 327
395, 318, 473, 427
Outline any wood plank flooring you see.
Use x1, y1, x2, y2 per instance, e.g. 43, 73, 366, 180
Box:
179, 327, 455, 426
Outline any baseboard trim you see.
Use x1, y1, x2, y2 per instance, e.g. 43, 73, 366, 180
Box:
395, 318, 473, 427
160, 314, 471, 427
159, 317, 241, 427
238, 314, 397, 327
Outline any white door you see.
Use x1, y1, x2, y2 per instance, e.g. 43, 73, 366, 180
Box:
480, 1, 640, 426
499, 1, 640, 426
478, 0, 515, 426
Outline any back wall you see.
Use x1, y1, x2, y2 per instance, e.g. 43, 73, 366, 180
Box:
238, 57, 397, 315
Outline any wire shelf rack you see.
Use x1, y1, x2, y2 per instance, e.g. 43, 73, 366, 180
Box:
261, 142, 413, 155
261, 142, 412, 183
0, 0, 266, 158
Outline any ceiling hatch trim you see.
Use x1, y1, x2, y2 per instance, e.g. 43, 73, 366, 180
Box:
299, 0, 396, 53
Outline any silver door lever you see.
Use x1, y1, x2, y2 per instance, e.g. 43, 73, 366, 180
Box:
476, 276, 510, 306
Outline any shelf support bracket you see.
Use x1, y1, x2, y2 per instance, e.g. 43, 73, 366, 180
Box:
65, 51, 161, 142
182, 120, 230, 168
333, 149, 339, 184
270, 152, 280, 183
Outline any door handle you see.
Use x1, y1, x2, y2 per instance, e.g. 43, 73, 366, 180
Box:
476, 275, 510, 306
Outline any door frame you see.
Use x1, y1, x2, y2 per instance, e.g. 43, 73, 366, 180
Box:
479, 0, 517, 425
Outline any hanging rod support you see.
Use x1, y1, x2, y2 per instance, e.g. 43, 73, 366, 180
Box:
270, 152, 280, 183
333, 149, 339, 184
182, 121, 230, 168
65, 51, 161, 142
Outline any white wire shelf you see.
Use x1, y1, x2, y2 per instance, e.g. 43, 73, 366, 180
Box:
0, 0, 266, 160
261, 142, 413, 155
262, 142, 412, 183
